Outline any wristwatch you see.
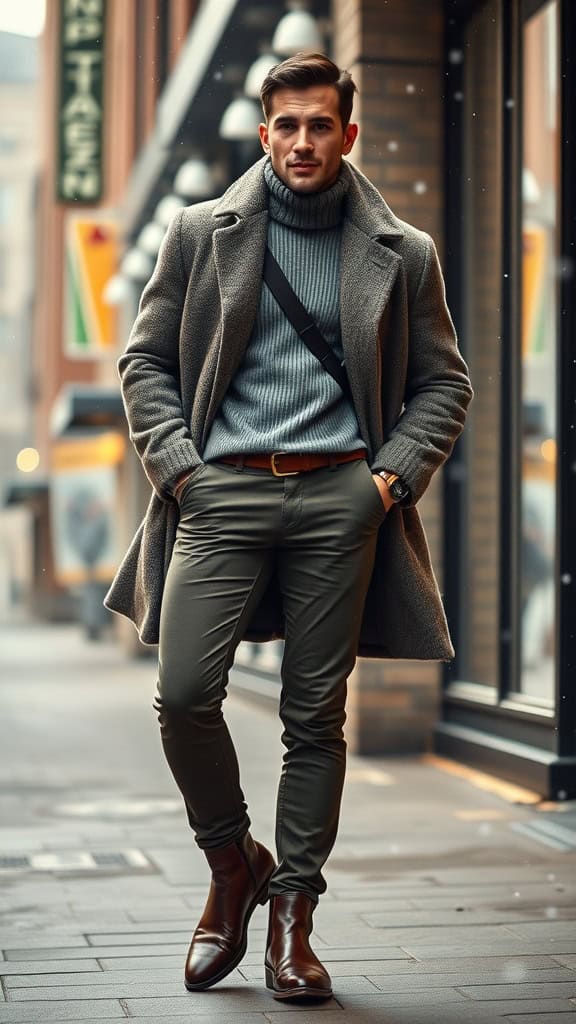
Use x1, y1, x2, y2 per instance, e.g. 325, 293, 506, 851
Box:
378, 471, 410, 503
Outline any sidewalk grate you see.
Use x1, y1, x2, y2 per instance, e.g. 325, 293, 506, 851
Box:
0, 849, 156, 874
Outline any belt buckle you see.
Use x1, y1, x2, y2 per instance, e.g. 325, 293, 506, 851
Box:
271, 452, 299, 477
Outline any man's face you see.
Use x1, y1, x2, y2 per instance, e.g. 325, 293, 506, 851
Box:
259, 84, 358, 194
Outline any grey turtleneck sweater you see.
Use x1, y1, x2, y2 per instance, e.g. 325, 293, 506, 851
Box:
202, 159, 366, 461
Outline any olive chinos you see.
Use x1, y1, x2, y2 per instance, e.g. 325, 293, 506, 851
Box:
154, 456, 386, 903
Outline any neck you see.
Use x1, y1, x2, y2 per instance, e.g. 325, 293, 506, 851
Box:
264, 159, 348, 230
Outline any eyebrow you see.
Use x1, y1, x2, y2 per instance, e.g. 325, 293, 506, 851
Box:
273, 115, 335, 125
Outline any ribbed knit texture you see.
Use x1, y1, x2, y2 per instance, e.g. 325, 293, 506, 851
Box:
202, 160, 365, 460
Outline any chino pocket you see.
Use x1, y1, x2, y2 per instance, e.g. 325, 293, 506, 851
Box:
359, 461, 388, 519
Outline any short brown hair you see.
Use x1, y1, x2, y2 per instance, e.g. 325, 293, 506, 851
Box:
260, 53, 358, 128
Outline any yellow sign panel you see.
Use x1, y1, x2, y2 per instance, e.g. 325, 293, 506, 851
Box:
65, 213, 118, 357
52, 431, 125, 471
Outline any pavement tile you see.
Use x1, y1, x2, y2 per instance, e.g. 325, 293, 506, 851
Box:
460, 981, 576, 1000
0, 1001, 125, 1022
505, 1017, 576, 1023
332, 988, 468, 1007
124, 992, 341, 1015
329, 882, 438, 896
314, 924, 515, 945
85, 931, 190, 945
457, 999, 576, 1014
5, 967, 240, 989
505, 922, 576, 940
264, 1016, 373, 1024
367, 966, 572, 990
316, 899, 415, 914
293, 946, 411, 962
555, 955, 576, 968
125, 910, 193, 923
98, 956, 182, 971
363, 908, 558, 927
401, 941, 576, 959
405, 868, 570, 885
265, 1013, 498, 1024
0, 936, 89, 951
266, 1007, 573, 1024
8, 983, 187, 1001
0, 961, 101, 977
3, 945, 185, 961
121, 1018, 270, 1024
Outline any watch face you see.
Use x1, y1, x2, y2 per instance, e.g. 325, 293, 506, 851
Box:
390, 479, 409, 501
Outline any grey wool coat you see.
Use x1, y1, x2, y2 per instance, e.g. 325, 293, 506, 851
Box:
104, 155, 473, 660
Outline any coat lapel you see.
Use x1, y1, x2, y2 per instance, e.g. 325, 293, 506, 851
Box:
340, 218, 402, 458
204, 210, 269, 434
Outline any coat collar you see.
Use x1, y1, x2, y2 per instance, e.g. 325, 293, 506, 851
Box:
212, 155, 405, 243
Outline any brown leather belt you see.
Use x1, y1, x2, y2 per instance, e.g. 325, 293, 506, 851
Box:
217, 449, 367, 477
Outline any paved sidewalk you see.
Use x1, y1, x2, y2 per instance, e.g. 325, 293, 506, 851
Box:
0, 621, 575, 1023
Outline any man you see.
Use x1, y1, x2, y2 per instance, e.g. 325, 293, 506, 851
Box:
105, 53, 472, 1002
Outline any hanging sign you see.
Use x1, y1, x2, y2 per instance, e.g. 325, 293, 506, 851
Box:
57, 0, 106, 202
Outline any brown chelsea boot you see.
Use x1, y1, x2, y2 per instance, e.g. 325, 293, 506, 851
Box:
184, 831, 276, 991
265, 891, 333, 1001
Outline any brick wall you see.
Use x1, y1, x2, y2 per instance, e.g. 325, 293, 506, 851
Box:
332, 0, 447, 753
459, 0, 501, 685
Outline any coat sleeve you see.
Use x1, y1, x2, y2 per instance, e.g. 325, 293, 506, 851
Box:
370, 233, 473, 505
117, 209, 203, 501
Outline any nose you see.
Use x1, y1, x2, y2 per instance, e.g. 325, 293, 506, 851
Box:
293, 127, 313, 153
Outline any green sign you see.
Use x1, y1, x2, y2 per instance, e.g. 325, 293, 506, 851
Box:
57, 0, 106, 202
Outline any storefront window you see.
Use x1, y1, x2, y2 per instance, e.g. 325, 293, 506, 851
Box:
519, 0, 559, 701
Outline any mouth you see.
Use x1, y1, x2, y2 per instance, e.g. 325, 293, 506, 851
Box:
289, 162, 319, 169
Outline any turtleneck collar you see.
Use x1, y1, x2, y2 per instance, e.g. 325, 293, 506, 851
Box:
264, 158, 348, 230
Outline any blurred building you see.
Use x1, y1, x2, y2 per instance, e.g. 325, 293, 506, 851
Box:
0, 32, 40, 621
9, 0, 575, 798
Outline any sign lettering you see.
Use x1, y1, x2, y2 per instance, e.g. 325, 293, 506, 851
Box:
57, 0, 105, 202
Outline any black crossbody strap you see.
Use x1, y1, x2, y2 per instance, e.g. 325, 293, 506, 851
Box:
263, 247, 352, 400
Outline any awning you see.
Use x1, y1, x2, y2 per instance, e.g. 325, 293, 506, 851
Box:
50, 384, 125, 438
3, 477, 49, 507
122, 0, 286, 236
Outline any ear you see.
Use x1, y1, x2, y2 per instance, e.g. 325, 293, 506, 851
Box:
342, 122, 359, 156
259, 122, 270, 153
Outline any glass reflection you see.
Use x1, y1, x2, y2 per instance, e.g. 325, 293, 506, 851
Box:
519, 0, 558, 700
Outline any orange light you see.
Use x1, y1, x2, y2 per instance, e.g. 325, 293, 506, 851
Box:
540, 438, 556, 463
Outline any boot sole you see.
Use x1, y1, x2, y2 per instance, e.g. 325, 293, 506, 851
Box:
264, 964, 333, 1001
184, 868, 273, 991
